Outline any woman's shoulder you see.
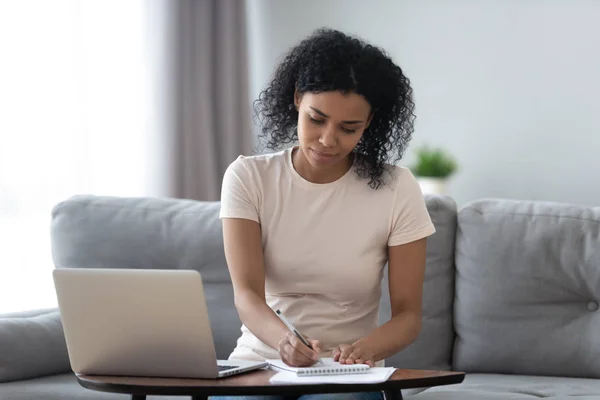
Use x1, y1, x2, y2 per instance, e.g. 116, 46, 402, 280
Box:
224, 148, 290, 184
228, 148, 288, 169
372, 162, 420, 193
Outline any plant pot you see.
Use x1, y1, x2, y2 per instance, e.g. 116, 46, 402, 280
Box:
417, 177, 447, 195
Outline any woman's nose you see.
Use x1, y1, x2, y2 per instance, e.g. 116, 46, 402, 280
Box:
319, 127, 337, 147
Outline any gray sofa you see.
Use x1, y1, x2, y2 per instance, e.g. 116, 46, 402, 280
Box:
1, 194, 599, 400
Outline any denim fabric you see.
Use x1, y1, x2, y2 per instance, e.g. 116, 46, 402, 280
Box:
211, 391, 384, 400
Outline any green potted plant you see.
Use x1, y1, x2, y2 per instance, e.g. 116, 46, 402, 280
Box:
409, 145, 458, 195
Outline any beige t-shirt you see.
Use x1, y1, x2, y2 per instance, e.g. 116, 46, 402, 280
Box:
219, 146, 435, 362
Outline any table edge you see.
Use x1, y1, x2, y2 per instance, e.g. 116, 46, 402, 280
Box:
76, 371, 466, 396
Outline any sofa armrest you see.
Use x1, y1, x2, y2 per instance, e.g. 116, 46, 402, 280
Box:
0, 309, 71, 382
0, 307, 59, 319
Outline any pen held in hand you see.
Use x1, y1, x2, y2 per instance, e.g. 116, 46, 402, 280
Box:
275, 309, 325, 365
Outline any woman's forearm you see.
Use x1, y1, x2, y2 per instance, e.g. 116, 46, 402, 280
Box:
354, 310, 422, 362
234, 289, 290, 351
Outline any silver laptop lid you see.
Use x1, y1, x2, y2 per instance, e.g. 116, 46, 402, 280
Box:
53, 268, 222, 378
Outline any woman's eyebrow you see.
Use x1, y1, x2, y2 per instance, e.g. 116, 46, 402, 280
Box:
309, 106, 363, 124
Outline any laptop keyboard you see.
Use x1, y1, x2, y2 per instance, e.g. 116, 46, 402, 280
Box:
218, 365, 237, 371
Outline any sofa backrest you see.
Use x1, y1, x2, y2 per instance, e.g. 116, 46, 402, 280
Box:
51, 194, 457, 369
453, 199, 600, 379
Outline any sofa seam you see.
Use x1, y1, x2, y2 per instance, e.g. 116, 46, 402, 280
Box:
461, 207, 600, 223
53, 201, 216, 217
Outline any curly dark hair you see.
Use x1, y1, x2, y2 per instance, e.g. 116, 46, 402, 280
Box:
253, 28, 416, 189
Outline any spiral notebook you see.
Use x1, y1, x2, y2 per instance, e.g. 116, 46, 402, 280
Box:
267, 358, 370, 376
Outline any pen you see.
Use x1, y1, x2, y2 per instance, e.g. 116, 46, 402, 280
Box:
275, 309, 324, 365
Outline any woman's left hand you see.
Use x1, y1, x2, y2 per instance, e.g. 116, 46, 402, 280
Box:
332, 342, 375, 367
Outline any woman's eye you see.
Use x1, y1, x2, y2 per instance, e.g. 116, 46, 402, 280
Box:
308, 115, 356, 134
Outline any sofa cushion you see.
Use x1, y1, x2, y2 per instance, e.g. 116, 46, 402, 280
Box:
0, 310, 71, 383
453, 199, 600, 378
51, 195, 243, 359
380, 195, 457, 371
51, 195, 231, 284
411, 373, 600, 399
0, 372, 186, 400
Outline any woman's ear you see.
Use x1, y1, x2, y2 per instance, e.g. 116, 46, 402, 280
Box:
293, 88, 302, 111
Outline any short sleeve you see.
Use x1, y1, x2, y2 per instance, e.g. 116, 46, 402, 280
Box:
388, 169, 436, 246
219, 156, 260, 223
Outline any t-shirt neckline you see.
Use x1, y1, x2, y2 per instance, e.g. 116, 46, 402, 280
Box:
284, 146, 355, 190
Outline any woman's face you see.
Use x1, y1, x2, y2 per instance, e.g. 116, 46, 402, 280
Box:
294, 90, 372, 171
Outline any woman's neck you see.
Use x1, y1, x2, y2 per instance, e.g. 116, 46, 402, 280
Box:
292, 146, 353, 184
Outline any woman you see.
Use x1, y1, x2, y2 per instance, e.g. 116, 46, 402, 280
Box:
217, 28, 435, 400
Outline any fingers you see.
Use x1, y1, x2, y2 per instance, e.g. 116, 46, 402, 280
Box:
332, 346, 341, 361
308, 339, 322, 354
279, 337, 376, 368
337, 344, 353, 363
288, 333, 319, 360
345, 348, 361, 364
279, 340, 312, 366
278, 332, 319, 367
336, 344, 374, 366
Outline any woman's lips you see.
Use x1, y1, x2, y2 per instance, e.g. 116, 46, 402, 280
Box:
310, 148, 339, 164
312, 149, 336, 157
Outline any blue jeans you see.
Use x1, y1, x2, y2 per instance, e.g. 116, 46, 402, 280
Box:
210, 392, 385, 400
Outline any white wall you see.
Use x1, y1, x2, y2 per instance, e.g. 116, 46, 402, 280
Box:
245, 0, 600, 207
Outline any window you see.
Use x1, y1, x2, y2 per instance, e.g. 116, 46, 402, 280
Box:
0, 0, 160, 313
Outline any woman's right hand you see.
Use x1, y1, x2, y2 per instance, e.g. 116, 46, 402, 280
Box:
278, 332, 322, 367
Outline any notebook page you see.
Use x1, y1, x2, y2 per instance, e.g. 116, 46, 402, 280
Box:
267, 358, 370, 376
269, 367, 396, 384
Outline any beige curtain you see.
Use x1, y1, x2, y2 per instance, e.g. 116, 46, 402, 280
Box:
163, 0, 253, 201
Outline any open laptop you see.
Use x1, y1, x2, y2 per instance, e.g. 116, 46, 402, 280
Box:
52, 268, 267, 378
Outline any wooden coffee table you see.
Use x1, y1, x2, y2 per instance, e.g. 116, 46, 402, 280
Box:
77, 368, 464, 400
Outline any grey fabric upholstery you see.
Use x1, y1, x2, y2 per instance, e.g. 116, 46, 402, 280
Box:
453, 199, 600, 378
50, 195, 231, 283
0, 308, 59, 319
381, 195, 457, 371
412, 373, 600, 399
0, 310, 71, 383
0, 373, 184, 400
